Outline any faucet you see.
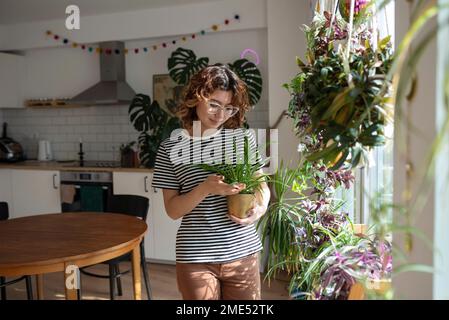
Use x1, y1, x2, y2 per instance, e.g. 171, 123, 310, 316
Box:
78, 140, 85, 167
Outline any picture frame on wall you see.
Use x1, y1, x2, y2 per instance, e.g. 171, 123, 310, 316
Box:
153, 74, 184, 116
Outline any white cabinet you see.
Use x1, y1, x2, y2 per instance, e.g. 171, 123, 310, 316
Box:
0, 52, 25, 109
10, 170, 61, 218
113, 172, 180, 263
0, 169, 14, 215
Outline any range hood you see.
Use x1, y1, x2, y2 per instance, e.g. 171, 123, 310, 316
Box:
70, 41, 136, 106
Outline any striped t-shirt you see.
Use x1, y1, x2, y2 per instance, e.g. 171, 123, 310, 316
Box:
151, 127, 263, 263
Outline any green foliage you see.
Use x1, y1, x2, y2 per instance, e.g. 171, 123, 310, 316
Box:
286, 11, 394, 169
168, 47, 209, 86
197, 134, 268, 194
228, 58, 263, 106
129, 94, 181, 168
167, 48, 263, 107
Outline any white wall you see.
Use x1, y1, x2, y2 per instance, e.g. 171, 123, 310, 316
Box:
2, 27, 268, 161
1, 0, 269, 161
266, 0, 309, 168
125, 28, 269, 129
0, 0, 266, 50
393, 0, 437, 299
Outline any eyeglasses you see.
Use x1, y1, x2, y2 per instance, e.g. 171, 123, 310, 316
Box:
206, 101, 239, 117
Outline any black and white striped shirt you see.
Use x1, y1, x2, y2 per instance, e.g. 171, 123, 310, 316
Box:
151, 127, 263, 263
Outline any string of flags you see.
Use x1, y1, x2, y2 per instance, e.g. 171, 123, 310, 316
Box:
45, 15, 241, 55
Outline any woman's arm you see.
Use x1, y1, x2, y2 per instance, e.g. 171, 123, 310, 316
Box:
162, 174, 246, 220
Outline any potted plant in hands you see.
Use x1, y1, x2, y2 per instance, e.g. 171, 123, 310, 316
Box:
198, 135, 268, 219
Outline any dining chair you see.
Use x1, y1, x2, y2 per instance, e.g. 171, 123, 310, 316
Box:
79, 195, 152, 300
0, 202, 34, 300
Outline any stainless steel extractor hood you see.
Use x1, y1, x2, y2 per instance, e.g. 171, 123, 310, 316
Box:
70, 41, 136, 106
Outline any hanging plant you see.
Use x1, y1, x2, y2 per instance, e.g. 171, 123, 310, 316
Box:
284, 10, 393, 170
228, 58, 263, 106
338, 0, 371, 24
167, 47, 209, 86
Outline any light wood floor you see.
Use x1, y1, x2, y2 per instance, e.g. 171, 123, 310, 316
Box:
4, 262, 290, 300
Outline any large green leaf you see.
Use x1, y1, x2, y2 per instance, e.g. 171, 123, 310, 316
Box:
138, 132, 157, 168
128, 94, 155, 132
129, 93, 181, 168
168, 47, 209, 86
228, 58, 263, 106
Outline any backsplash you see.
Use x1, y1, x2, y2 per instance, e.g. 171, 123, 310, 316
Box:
1, 105, 268, 161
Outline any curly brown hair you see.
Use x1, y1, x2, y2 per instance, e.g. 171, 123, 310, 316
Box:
176, 64, 250, 130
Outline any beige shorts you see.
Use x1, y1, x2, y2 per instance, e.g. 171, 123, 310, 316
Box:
176, 253, 261, 300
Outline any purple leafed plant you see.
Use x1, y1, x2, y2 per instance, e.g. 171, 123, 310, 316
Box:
313, 237, 392, 300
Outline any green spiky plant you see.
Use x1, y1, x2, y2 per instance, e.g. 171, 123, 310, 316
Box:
197, 134, 268, 194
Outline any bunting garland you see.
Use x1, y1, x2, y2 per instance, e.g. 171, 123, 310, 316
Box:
45, 15, 241, 55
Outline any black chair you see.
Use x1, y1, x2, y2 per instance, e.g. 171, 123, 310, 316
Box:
80, 195, 152, 300
0, 202, 34, 300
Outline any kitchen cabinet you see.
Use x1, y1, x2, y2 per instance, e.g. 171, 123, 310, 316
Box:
113, 172, 180, 263
0, 52, 25, 109
10, 169, 61, 218
0, 169, 14, 214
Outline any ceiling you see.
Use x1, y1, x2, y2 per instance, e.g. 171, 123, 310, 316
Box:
0, 0, 218, 25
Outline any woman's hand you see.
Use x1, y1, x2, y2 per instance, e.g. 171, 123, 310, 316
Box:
200, 174, 246, 196
228, 204, 267, 225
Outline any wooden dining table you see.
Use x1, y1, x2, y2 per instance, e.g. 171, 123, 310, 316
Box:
0, 212, 147, 300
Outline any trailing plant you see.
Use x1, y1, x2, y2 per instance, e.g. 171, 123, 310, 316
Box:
311, 234, 392, 300
258, 160, 357, 298
284, 8, 394, 170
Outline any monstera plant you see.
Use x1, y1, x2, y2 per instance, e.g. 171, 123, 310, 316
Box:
168, 47, 210, 86
167, 47, 263, 107
129, 94, 180, 168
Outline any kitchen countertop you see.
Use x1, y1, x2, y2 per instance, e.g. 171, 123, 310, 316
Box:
0, 160, 154, 173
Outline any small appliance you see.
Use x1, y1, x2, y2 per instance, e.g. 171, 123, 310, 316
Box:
38, 140, 53, 161
0, 122, 24, 162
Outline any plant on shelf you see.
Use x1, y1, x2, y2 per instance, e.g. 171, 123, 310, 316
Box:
198, 134, 268, 218
284, 4, 393, 170
119, 141, 138, 168
128, 94, 181, 168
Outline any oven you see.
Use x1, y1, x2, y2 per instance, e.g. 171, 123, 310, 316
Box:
60, 171, 113, 212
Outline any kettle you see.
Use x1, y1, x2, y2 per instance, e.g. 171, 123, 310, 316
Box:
38, 140, 53, 161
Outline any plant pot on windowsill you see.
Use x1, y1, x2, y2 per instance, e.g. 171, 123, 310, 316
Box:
348, 278, 392, 300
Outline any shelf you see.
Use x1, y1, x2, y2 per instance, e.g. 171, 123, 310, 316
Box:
24, 99, 84, 109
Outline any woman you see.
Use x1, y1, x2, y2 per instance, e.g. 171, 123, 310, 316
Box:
151, 64, 270, 300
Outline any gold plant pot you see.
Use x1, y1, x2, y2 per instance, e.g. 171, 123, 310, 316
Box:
227, 193, 256, 219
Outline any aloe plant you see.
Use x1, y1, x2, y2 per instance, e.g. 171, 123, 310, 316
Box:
197, 134, 268, 194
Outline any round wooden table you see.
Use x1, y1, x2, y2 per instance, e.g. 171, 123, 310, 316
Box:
0, 212, 147, 300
